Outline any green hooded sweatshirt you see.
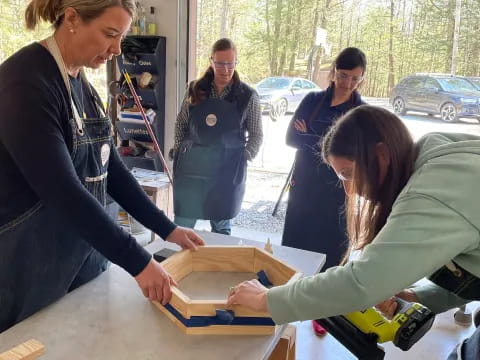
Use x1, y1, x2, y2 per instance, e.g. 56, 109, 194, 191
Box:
268, 132, 480, 324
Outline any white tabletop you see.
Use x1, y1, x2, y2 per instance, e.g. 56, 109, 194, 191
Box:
0, 231, 325, 360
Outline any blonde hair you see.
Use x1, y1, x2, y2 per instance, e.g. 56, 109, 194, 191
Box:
25, 0, 137, 30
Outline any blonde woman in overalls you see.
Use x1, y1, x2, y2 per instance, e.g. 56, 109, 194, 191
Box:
0, 0, 203, 333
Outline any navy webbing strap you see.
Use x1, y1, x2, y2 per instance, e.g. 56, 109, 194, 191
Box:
256, 270, 273, 288
163, 304, 275, 327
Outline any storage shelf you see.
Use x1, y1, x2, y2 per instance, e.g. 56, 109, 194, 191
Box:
116, 35, 166, 172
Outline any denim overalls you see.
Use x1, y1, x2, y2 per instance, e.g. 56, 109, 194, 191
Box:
173, 97, 247, 220
0, 36, 111, 332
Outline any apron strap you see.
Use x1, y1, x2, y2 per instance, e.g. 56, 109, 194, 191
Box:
45, 35, 85, 135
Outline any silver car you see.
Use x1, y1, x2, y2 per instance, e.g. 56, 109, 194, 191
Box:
255, 77, 321, 121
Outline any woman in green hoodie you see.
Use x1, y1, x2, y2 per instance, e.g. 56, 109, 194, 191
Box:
228, 105, 480, 358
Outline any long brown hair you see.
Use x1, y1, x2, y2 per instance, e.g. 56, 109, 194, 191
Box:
189, 38, 240, 105
322, 105, 416, 261
25, 0, 136, 30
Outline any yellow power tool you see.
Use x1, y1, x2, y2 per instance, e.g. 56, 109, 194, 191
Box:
316, 298, 435, 359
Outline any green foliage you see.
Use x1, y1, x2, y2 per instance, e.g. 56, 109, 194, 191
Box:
0, 0, 107, 101
196, 0, 480, 97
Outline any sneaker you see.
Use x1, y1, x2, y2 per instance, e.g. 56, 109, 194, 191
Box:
312, 319, 327, 336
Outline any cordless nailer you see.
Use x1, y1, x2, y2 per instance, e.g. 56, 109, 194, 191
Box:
316, 298, 435, 360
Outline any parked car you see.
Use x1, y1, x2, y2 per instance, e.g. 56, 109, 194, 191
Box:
255, 77, 320, 121
390, 74, 480, 122
465, 77, 480, 91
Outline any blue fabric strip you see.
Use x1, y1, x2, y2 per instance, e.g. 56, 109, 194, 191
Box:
163, 304, 275, 328
257, 270, 273, 288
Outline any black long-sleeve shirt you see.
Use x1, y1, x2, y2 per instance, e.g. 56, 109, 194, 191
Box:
0, 43, 176, 276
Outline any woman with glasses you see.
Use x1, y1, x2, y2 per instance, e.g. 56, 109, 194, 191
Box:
171, 38, 263, 235
229, 105, 480, 360
281, 47, 366, 335
228, 106, 480, 359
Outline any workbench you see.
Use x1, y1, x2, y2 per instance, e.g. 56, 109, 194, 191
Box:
0, 232, 325, 360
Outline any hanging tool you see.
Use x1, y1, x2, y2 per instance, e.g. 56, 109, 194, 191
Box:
316, 298, 435, 360
122, 69, 173, 185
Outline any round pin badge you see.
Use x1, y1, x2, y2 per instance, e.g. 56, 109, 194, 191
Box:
100, 143, 111, 166
205, 114, 217, 127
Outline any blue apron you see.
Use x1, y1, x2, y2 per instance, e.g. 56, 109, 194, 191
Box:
173, 98, 247, 220
0, 37, 111, 332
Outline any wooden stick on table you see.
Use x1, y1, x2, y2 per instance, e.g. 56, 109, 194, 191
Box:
0, 339, 45, 360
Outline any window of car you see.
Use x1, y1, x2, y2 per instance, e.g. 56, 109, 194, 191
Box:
292, 80, 302, 89
301, 80, 316, 89
437, 78, 477, 92
424, 78, 440, 90
468, 78, 480, 90
404, 77, 424, 88
257, 77, 291, 90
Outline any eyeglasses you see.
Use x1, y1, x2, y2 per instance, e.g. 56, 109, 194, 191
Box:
335, 70, 364, 84
210, 59, 238, 70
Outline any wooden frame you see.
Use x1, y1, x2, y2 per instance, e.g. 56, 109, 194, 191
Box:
154, 246, 302, 335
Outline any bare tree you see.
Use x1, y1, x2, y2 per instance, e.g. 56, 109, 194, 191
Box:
387, 0, 395, 93
451, 0, 461, 74
220, 0, 229, 38
270, 0, 284, 75
278, 0, 293, 75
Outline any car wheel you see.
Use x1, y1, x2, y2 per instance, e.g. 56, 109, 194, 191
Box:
393, 97, 406, 115
440, 103, 458, 123
269, 108, 278, 122
275, 98, 288, 118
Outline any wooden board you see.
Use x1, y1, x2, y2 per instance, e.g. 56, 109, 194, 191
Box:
254, 248, 298, 285
161, 250, 192, 282
192, 246, 255, 272
154, 302, 274, 335
166, 288, 191, 319
268, 325, 296, 360
0, 339, 44, 360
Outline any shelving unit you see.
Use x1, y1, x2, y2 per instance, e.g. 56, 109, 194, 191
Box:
114, 35, 167, 171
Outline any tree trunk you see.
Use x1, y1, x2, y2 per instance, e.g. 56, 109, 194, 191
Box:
387, 0, 395, 93
288, 0, 303, 74
451, 0, 461, 74
271, 0, 284, 75
278, 0, 293, 75
266, 0, 273, 74
220, 0, 229, 38
444, 0, 455, 73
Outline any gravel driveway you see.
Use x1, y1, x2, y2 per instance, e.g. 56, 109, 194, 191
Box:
231, 169, 289, 234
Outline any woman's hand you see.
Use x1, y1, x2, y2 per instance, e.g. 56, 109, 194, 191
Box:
134, 258, 177, 305
166, 226, 205, 250
294, 119, 308, 133
227, 279, 270, 313
375, 297, 398, 319
375, 289, 419, 319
